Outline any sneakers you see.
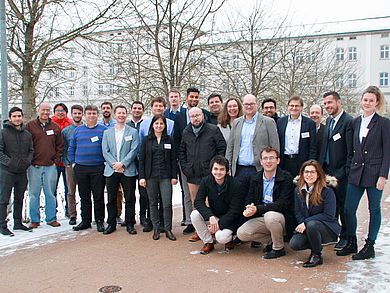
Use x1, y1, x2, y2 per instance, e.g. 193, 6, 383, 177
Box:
13, 223, 32, 231
263, 248, 286, 259
183, 224, 195, 235
0, 226, 14, 236
47, 221, 61, 227
200, 243, 215, 255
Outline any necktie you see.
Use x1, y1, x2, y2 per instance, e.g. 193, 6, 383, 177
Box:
325, 118, 335, 165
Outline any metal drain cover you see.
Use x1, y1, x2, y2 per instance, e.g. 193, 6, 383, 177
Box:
98, 285, 122, 292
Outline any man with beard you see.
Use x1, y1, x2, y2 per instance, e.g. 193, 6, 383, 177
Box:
99, 101, 116, 128
62, 105, 84, 225
0, 107, 34, 236
261, 98, 279, 123
207, 93, 223, 125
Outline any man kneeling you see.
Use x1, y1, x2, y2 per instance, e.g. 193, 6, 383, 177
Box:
190, 155, 243, 254
236, 147, 295, 259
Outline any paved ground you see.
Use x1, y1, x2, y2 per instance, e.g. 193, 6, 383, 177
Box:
1, 183, 389, 293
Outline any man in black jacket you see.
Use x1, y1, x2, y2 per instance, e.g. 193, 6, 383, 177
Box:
237, 147, 295, 259
191, 155, 243, 254
0, 107, 34, 236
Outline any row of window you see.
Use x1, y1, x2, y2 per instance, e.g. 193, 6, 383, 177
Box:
336, 45, 389, 61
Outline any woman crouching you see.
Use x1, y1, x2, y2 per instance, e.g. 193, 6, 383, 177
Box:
289, 160, 340, 268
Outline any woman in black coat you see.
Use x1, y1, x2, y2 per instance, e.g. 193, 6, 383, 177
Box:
289, 160, 340, 268
139, 115, 178, 241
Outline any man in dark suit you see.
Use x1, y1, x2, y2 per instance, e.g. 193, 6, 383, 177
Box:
277, 96, 317, 177
309, 104, 325, 160
319, 91, 353, 251
163, 88, 183, 121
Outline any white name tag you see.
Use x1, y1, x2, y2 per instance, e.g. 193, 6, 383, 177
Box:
333, 133, 341, 141
361, 128, 369, 138
124, 135, 132, 141
164, 143, 172, 149
264, 194, 273, 203
91, 136, 99, 142
46, 130, 54, 136
301, 132, 310, 138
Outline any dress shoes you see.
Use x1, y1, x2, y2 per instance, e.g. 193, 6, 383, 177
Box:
263, 248, 286, 259
165, 230, 176, 241
14, 223, 32, 231
47, 220, 61, 227
73, 222, 92, 231
232, 237, 242, 246
153, 228, 160, 240
263, 244, 273, 253
158, 225, 165, 233
29, 222, 40, 229
224, 241, 234, 251
188, 232, 200, 242
116, 217, 123, 225
181, 220, 186, 226
143, 223, 153, 232
69, 217, 77, 226
103, 225, 116, 235
0, 226, 14, 236
127, 224, 137, 235
140, 215, 147, 227
200, 243, 214, 255
303, 253, 323, 268
96, 221, 105, 232
182, 224, 195, 235
250, 241, 262, 248
334, 238, 348, 251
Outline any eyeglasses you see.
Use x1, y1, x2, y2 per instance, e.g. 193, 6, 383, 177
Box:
190, 114, 202, 119
55, 109, 66, 113
243, 103, 256, 107
261, 156, 278, 161
304, 170, 317, 175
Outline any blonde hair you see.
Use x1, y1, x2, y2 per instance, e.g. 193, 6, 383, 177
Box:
362, 85, 386, 114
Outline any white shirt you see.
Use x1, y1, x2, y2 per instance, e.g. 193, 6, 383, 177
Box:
359, 112, 375, 143
330, 110, 344, 130
284, 115, 302, 155
115, 127, 125, 161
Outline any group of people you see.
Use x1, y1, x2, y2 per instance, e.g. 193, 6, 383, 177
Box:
0, 85, 388, 268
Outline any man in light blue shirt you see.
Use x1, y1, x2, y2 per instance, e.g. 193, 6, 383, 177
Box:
99, 101, 117, 128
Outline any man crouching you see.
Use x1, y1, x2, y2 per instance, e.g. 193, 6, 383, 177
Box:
190, 155, 243, 254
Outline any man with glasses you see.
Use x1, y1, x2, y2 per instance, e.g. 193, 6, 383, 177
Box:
226, 94, 279, 197
236, 147, 294, 259
261, 98, 279, 123
277, 95, 316, 177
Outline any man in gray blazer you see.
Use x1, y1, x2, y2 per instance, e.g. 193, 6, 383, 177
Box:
102, 105, 140, 235
226, 94, 280, 196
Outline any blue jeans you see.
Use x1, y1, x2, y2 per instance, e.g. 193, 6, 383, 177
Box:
27, 165, 58, 223
344, 183, 383, 241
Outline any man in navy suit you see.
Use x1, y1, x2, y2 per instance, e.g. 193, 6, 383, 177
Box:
277, 96, 316, 177
309, 104, 325, 160
164, 88, 183, 121
319, 91, 353, 250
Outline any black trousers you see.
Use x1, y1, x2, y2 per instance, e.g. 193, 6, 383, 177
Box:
0, 168, 27, 227
106, 173, 136, 226
282, 157, 300, 177
74, 164, 105, 224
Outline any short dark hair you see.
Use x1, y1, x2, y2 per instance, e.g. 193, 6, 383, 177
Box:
131, 101, 145, 111
114, 105, 128, 113
186, 87, 200, 96
323, 91, 341, 101
101, 101, 113, 109
261, 98, 277, 109
151, 96, 166, 107
54, 103, 68, 113
288, 95, 304, 107
84, 105, 99, 113
209, 155, 229, 173
208, 93, 223, 104
9, 106, 23, 118
71, 104, 83, 113
260, 147, 280, 159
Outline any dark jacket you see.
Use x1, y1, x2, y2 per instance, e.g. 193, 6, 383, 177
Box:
319, 111, 354, 178
179, 122, 226, 179
139, 135, 178, 180
0, 121, 34, 173
194, 175, 243, 231
315, 123, 325, 160
348, 113, 390, 187
245, 167, 296, 238
294, 186, 341, 236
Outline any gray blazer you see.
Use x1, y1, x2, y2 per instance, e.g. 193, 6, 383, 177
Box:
102, 125, 140, 177
226, 113, 280, 176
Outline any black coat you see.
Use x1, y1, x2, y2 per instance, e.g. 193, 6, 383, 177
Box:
315, 123, 325, 160
179, 122, 226, 179
194, 175, 243, 231
0, 121, 34, 174
139, 135, 178, 180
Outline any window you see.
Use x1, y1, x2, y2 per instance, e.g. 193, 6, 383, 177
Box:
268, 51, 276, 62
199, 79, 205, 91
109, 84, 114, 94
232, 54, 240, 68
348, 74, 357, 88
98, 84, 104, 95
55, 87, 60, 98
199, 59, 206, 70
83, 85, 88, 96
336, 48, 344, 61
295, 51, 305, 63
307, 52, 316, 62
146, 39, 152, 51
70, 70, 76, 78
70, 86, 74, 96
348, 47, 357, 61
82, 66, 88, 76
109, 64, 115, 75
349, 36, 357, 40
335, 74, 344, 88
380, 72, 389, 86
117, 44, 122, 53
380, 45, 389, 59
337, 37, 344, 41
222, 56, 229, 67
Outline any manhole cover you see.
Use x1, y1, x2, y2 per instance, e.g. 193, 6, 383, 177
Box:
98, 285, 122, 292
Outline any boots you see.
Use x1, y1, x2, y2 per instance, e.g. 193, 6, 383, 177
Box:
336, 236, 357, 256
352, 239, 375, 260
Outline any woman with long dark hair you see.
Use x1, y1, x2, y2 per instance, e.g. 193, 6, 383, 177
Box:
139, 114, 178, 241
289, 160, 340, 268
217, 97, 243, 142
337, 86, 390, 260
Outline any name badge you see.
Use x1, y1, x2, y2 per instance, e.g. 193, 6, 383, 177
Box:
91, 136, 99, 143
46, 130, 54, 136
361, 128, 369, 138
333, 133, 341, 141
301, 132, 310, 138
164, 144, 172, 149
264, 194, 273, 203
124, 135, 132, 141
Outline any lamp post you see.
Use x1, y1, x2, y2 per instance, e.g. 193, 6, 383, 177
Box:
0, 0, 8, 127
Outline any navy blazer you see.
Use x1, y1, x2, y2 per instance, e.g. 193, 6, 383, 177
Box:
315, 123, 325, 160
348, 113, 390, 187
319, 111, 354, 179
277, 115, 317, 166
294, 186, 341, 236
